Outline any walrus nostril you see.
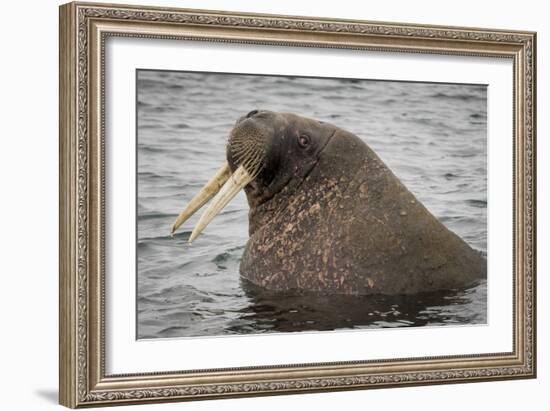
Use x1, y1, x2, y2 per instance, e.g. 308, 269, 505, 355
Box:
246, 109, 260, 118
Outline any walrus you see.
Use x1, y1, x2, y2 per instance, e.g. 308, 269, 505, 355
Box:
171, 110, 486, 295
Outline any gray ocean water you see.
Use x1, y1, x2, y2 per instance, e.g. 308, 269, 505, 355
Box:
136, 70, 487, 339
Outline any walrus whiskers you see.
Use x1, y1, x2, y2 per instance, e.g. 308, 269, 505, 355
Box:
229, 125, 266, 176
232, 143, 258, 165
242, 151, 264, 178
231, 141, 265, 177
232, 147, 256, 168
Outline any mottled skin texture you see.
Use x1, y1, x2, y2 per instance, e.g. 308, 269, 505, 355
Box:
228, 111, 486, 296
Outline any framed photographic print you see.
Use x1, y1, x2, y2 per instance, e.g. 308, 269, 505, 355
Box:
59, 1, 537, 408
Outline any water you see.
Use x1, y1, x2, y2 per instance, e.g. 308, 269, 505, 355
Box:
136, 70, 487, 339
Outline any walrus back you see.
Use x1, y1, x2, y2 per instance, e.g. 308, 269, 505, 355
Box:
332, 129, 486, 294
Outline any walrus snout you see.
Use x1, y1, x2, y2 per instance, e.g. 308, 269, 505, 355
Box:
171, 111, 275, 242
227, 117, 269, 177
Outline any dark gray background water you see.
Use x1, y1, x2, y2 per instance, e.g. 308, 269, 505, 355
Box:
136, 70, 487, 339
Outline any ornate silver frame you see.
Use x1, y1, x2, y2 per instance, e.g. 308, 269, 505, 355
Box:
59, 2, 536, 408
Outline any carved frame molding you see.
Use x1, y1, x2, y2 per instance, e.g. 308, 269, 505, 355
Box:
59, 2, 536, 407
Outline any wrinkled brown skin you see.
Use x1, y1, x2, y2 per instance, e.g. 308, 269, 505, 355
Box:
233, 113, 486, 295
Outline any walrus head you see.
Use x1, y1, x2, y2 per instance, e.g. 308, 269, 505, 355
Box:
171, 109, 337, 241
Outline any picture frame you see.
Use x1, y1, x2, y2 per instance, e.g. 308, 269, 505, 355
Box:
59, 1, 536, 408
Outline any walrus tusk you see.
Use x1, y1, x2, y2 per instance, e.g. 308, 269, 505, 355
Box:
171, 163, 231, 235
188, 165, 253, 243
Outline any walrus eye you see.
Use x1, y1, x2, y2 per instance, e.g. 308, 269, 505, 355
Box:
298, 134, 311, 148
